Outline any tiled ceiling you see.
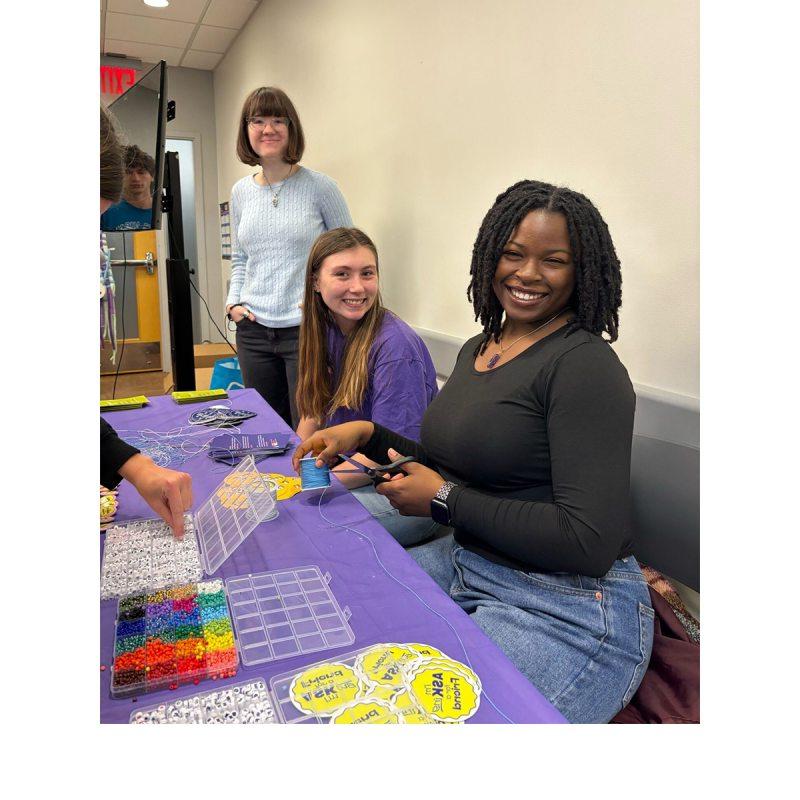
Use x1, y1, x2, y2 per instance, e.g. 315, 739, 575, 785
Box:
101, 0, 260, 71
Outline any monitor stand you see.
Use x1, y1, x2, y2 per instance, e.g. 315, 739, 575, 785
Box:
161, 150, 196, 391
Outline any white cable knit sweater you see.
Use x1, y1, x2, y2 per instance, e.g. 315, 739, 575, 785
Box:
225, 167, 352, 327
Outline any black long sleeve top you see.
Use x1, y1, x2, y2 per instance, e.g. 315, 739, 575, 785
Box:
100, 417, 139, 489
361, 327, 636, 578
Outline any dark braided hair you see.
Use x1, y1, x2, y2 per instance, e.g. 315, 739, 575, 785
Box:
467, 179, 623, 354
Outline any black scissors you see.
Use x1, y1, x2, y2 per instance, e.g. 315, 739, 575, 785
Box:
336, 453, 416, 485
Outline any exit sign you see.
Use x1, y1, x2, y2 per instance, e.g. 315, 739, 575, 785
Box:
101, 66, 137, 95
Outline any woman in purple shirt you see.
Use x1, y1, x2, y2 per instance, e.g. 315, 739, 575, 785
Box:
295, 228, 439, 543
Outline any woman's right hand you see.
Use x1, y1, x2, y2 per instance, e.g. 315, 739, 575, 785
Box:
226, 304, 254, 323
292, 421, 375, 472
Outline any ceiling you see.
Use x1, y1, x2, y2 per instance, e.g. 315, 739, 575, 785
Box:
100, 0, 261, 71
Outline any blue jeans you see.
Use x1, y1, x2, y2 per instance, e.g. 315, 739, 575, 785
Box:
350, 485, 442, 546
409, 534, 654, 724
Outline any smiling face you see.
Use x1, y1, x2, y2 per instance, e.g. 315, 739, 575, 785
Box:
315, 246, 379, 333
247, 116, 290, 162
491, 210, 576, 329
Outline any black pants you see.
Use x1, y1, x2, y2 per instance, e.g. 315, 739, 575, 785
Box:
235, 318, 299, 429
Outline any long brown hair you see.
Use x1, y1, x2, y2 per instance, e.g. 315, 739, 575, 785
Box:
236, 87, 305, 166
100, 104, 124, 202
296, 228, 385, 422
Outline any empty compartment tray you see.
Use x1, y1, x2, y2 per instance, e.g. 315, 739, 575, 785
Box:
226, 566, 354, 667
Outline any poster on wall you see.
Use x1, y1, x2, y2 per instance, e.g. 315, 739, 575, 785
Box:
220, 201, 231, 260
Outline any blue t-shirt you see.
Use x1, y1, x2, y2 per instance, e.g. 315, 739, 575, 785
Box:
326, 311, 439, 442
101, 200, 153, 231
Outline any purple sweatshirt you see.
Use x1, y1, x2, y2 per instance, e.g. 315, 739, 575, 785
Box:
326, 311, 439, 441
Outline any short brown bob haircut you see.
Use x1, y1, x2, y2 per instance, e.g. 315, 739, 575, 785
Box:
236, 87, 305, 166
125, 145, 156, 177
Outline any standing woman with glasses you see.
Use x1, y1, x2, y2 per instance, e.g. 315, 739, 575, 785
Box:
226, 87, 353, 427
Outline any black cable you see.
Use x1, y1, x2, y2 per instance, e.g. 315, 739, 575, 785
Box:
112, 234, 129, 399
186, 268, 237, 355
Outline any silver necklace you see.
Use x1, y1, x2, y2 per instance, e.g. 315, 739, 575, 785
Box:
485, 310, 567, 369
263, 164, 294, 207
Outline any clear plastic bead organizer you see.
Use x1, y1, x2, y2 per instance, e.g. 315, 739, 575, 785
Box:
225, 566, 354, 667
100, 516, 203, 600
100, 456, 277, 599
129, 677, 276, 724
110, 580, 239, 699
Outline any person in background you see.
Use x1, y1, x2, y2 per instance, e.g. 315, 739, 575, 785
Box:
100, 105, 192, 537
294, 180, 654, 723
100, 145, 156, 231
295, 228, 439, 543
225, 87, 353, 428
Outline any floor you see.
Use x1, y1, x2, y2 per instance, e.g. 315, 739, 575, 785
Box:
100, 371, 169, 400
99, 343, 232, 400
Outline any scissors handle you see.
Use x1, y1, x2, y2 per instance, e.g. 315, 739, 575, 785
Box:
370, 455, 416, 484
335, 453, 416, 484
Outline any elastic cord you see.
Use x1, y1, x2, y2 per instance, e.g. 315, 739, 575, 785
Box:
316, 486, 514, 724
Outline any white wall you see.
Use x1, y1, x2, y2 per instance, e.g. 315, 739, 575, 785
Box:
213, 0, 699, 398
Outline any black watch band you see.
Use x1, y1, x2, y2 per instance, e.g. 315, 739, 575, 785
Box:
430, 481, 457, 526
226, 303, 244, 320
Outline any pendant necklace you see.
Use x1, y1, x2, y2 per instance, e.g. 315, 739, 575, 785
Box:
263, 164, 294, 207
485, 310, 567, 369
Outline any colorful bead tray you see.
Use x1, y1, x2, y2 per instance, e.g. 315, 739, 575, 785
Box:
100, 456, 278, 600
110, 580, 238, 698
129, 678, 275, 724
100, 516, 202, 600
226, 566, 354, 666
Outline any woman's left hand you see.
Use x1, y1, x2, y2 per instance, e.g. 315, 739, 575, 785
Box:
375, 448, 445, 517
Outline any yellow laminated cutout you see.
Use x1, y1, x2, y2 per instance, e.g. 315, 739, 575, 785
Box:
289, 663, 364, 716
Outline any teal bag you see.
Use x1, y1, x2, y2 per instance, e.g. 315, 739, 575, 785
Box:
209, 357, 244, 392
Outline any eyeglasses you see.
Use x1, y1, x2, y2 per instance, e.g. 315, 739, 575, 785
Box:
247, 116, 289, 131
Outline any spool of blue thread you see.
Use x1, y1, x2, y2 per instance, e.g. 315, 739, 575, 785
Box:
299, 456, 331, 490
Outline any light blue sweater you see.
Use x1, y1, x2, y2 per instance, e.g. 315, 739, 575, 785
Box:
225, 167, 352, 327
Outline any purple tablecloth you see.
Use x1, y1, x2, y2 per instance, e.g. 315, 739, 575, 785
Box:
100, 388, 566, 724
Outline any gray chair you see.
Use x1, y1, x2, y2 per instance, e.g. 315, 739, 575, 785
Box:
630, 385, 700, 592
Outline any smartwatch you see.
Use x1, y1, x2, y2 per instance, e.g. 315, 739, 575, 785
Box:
430, 481, 457, 526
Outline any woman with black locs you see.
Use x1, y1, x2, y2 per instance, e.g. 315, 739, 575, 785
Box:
294, 180, 654, 723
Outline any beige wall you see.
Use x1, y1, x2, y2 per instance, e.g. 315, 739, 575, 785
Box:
213, 0, 699, 397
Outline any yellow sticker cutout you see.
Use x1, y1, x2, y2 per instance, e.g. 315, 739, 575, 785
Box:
390, 689, 435, 724
407, 664, 481, 722
404, 643, 448, 660
289, 663, 363, 716
215, 472, 269, 509
263, 473, 302, 501
409, 657, 482, 693
360, 682, 398, 702
356, 644, 417, 688
330, 699, 402, 724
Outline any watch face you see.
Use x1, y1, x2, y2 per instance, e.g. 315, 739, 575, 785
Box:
430, 497, 449, 526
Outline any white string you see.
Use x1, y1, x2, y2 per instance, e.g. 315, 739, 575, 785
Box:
116, 425, 220, 467
315, 486, 515, 724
